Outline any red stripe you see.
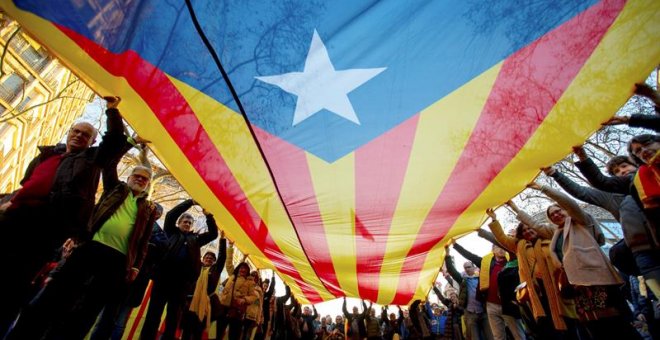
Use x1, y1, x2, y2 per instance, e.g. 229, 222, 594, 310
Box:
354, 116, 419, 301
127, 280, 153, 339
56, 24, 324, 303
254, 127, 344, 297
391, 0, 625, 305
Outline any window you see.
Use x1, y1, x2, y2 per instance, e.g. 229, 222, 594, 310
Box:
0, 74, 25, 103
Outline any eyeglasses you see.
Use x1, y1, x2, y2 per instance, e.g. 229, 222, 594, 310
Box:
70, 128, 93, 139
631, 140, 655, 159
131, 174, 150, 181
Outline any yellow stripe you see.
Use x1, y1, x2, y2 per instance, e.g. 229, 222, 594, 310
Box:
167, 77, 334, 302
413, 0, 660, 301
307, 152, 358, 296
378, 63, 503, 304
1, 2, 322, 302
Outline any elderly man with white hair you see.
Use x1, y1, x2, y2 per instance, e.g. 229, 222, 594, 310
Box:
7, 160, 160, 340
0, 96, 131, 334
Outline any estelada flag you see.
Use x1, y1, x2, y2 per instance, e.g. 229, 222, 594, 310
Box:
3, 0, 658, 304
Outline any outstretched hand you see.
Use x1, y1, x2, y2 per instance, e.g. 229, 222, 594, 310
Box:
485, 208, 497, 220
134, 135, 151, 146
634, 83, 660, 104
572, 145, 587, 161
541, 166, 556, 176
104, 96, 121, 109
602, 116, 629, 126
526, 182, 541, 190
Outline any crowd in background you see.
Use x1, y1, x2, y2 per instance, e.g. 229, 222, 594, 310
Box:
0, 78, 658, 340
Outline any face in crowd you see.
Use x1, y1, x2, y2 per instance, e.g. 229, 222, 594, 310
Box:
202, 252, 216, 267
449, 291, 458, 304
177, 214, 194, 233
304, 306, 312, 315
492, 245, 506, 259
630, 138, 660, 165
546, 204, 567, 227
128, 167, 151, 194
612, 162, 637, 176
463, 261, 476, 276
237, 264, 249, 278
66, 122, 97, 153
519, 223, 538, 242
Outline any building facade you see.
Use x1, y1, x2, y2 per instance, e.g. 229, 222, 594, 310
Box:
0, 13, 94, 194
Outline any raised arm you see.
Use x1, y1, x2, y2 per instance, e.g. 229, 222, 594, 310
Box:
573, 149, 631, 194
508, 200, 544, 230
433, 286, 452, 308
94, 98, 130, 168
216, 233, 227, 275
547, 167, 621, 220
277, 284, 291, 304
538, 185, 591, 226
100, 138, 134, 191
629, 114, 660, 132
225, 241, 235, 274
196, 211, 219, 246
507, 201, 556, 240
444, 250, 463, 284
424, 301, 433, 318
451, 242, 482, 269
164, 199, 193, 236
604, 113, 660, 132
342, 297, 350, 318
361, 300, 368, 317
476, 228, 507, 249
265, 273, 276, 299
486, 221, 517, 254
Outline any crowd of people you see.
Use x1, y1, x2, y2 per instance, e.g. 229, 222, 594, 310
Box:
0, 78, 657, 340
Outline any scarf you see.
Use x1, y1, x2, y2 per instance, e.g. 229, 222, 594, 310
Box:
190, 266, 211, 329
516, 240, 546, 321
533, 240, 567, 330
634, 151, 660, 209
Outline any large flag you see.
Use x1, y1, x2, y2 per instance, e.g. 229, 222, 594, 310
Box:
3, 0, 658, 304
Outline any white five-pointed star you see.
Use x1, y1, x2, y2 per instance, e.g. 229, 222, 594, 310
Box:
256, 30, 386, 126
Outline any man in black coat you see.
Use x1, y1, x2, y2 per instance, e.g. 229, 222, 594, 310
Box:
140, 198, 219, 340
0, 96, 129, 334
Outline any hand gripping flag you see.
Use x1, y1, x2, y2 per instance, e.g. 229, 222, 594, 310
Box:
3, 0, 658, 304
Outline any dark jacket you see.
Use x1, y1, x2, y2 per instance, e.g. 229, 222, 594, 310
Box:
87, 141, 158, 278
300, 307, 318, 340
576, 158, 658, 252
381, 307, 403, 340
208, 237, 227, 296
127, 223, 169, 307
262, 274, 276, 327
409, 300, 431, 338
18, 108, 126, 240
629, 114, 660, 133
434, 287, 463, 340
342, 299, 367, 338
160, 199, 219, 282
273, 285, 292, 340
